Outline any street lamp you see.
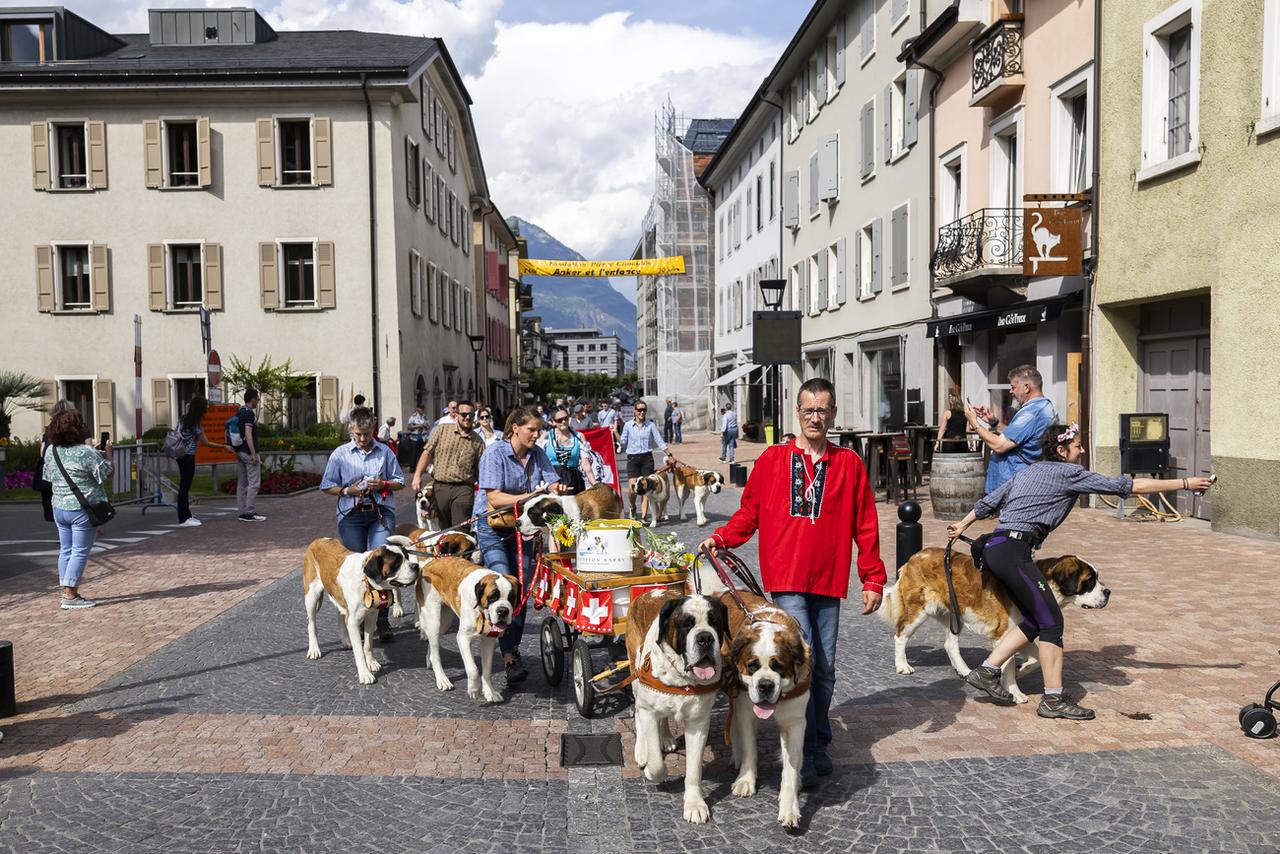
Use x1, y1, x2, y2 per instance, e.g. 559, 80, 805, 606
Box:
467, 334, 486, 403
757, 278, 788, 444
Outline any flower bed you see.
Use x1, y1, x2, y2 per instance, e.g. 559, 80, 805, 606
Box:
220, 470, 322, 496
4, 470, 34, 490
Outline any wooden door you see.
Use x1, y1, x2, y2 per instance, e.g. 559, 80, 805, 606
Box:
1141, 338, 1197, 515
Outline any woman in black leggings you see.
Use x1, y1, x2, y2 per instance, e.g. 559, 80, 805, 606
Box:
946, 423, 1214, 720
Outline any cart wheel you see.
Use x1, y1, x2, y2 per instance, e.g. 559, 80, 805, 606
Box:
540, 616, 565, 686
572, 638, 596, 718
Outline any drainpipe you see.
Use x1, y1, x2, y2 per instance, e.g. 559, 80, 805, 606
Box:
761, 91, 785, 443
1083, 0, 1102, 474
911, 54, 945, 422
361, 74, 382, 418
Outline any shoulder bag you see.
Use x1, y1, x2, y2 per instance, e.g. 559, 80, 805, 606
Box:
52, 447, 116, 527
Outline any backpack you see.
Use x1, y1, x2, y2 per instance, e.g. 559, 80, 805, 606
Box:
225, 412, 244, 447
162, 428, 187, 460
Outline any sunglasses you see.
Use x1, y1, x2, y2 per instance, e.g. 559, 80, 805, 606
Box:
456, 411, 474, 418
553, 417, 568, 423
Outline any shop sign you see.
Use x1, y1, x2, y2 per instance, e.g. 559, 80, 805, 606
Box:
1023, 208, 1083, 276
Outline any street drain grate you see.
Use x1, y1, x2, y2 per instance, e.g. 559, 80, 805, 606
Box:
560, 733, 623, 767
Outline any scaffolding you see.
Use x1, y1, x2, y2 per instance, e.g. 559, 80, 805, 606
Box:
636, 99, 719, 431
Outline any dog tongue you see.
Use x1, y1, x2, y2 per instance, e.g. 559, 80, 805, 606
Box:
692, 664, 716, 680
753, 702, 776, 720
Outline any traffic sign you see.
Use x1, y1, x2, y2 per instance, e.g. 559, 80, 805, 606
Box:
207, 350, 222, 387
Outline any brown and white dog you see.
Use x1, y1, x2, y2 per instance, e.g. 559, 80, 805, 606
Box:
303, 535, 421, 684
391, 523, 477, 620
416, 556, 521, 703
625, 590, 729, 824
632, 471, 670, 528
515, 482, 624, 537
414, 482, 442, 532
672, 465, 724, 527
881, 547, 1111, 704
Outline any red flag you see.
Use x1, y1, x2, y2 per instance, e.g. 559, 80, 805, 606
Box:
533, 562, 550, 608
561, 581, 581, 622
580, 426, 620, 494
575, 589, 614, 634
548, 574, 564, 613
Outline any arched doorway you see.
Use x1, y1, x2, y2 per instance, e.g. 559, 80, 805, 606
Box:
415, 374, 427, 408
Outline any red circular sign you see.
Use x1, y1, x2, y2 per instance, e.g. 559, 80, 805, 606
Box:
207, 350, 222, 387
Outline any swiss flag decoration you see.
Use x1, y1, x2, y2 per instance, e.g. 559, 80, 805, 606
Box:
631, 583, 677, 604
548, 575, 564, 613
581, 427, 620, 492
560, 581, 581, 622
533, 562, 550, 609
575, 589, 614, 634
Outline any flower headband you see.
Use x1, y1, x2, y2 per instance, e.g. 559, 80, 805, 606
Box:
1057, 422, 1081, 443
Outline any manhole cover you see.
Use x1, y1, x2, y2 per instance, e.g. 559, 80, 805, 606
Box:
560, 733, 623, 767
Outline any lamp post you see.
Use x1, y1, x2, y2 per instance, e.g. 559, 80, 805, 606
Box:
758, 278, 787, 444
467, 334, 486, 403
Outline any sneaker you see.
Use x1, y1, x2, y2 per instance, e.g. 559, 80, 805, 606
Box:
505, 654, 528, 685
812, 750, 834, 777
179, 517, 203, 527
59, 595, 96, 610
963, 666, 1015, 705
718, 456, 725, 462
1037, 693, 1096, 721
239, 514, 267, 522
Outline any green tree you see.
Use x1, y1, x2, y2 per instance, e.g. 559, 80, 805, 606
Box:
223, 355, 312, 428
0, 371, 48, 440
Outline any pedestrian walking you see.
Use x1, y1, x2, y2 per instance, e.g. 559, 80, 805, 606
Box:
662, 399, 675, 444
618, 401, 671, 520
701, 378, 886, 789
175, 396, 230, 526
719, 405, 739, 462
569, 404, 593, 432
43, 408, 114, 609
429, 400, 458, 439
540, 407, 597, 495
411, 400, 485, 530
671, 401, 684, 443
475, 407, 503, 447
378, 416, 397, 442
933, 393, 971, 454
474, 406, 567, 682
946, 422, 1214, 720
967, 366, 1057, 493
407, 404, 429, 441
339, 394, 367, 427
320, 406, 406, 643
231, 388, 265, 523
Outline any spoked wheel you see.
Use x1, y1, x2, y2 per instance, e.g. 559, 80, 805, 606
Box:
540, 616, 565, 686
572, 638, 597, 718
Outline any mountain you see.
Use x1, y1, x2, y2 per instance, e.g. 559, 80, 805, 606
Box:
509, 217, 637, 354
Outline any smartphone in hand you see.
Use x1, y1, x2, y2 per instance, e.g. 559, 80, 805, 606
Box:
98, 432, 110, 451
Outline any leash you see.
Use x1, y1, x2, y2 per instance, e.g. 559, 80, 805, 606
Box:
942, 534, 977, 636
696, 546, 763, 624
511, 498, 542, 617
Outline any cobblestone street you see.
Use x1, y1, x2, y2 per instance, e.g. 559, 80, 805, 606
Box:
2, 434, 1279, 852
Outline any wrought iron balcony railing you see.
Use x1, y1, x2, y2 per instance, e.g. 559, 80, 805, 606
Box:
972, 17, 1023, 101
930, 208, 1024, 281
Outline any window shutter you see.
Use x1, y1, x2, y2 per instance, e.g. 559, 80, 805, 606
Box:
314, 117, 332, 186
745, 186, 752, 240
317, 241, 336, 309
820, 134, 839, 200
836, 237, 847, 305
256, 118, 275, 186
152, 378, 171, 427
95, 380, 114, 438
259, 242, 278, 310
143, 120, 163, 188
36, 245, 54, 312
786, 83, 794, 139
816, 48, 827, 105
197, 116, 212, 187
808, 152, 818, 216
890, 208, 901, 286
447, 120, 456, 171
855, 231, 863, 297
421, 80, 431, 139
799, 262, 808, 315
31, 121, 49, 190
204, 243, 223, 309
835, 15, 846, 87
893, 0, 909, 24
428, 263, 439, 322
871, 218, 883, 294
319, 375, 339, 422
904, 69, 919, 148
87, 121, 108, 190
91, 244, 109, 311
148, 243, 166, 311
860, 101, 874, 178
883, 84, 893, 164
860, 0, 874, 61
783, 170, 800, 227
816, 252, 827, 314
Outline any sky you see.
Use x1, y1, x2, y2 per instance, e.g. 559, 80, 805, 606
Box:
31, 1, 809, 302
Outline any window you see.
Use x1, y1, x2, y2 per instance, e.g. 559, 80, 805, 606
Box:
1050, 65, 1093, 193
61, 380, 94, 431
279, 119, 312, 185
718, 214, 724, 261
769, 159, 776, 220
59, 245, 91, 310
424, 160, 435, 221
173, 378, 207, 424
825, 31, 838, 102
282, 243, 315, 306
755, 174, 763, 231
858, 223, 874, 299
989, 107, 1022, 210
889, 75, 907, 159
166, 121, 198, 187
807, 54, 820, 120
827, 245, 841, 310
427, 262, 439, 323
170, 244, 203, 308
406, 138, 421, 205
939, 144, 965, 223
2, 20, 49, 62
53, 123, 87, 189
1140, 1, 1202, 180
409, 250, 422, 317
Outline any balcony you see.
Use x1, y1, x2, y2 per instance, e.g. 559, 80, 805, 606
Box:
970, 16, 1023, 107
930, 208, 1025, 304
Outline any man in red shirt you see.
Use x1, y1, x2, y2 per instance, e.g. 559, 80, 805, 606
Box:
701, 377, 885, 788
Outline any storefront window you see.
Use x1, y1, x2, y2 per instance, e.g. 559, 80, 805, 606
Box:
987, 329, 1037, 424
867, 344, 905, 432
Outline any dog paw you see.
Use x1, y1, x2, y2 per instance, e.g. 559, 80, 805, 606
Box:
647, 520, 657, 528
1011, 691, 1030, 705
643, 764, 667, 784
953, 664, 971, 678
696, 520, 707, 527
895, 663, 915, 675
778, 801, 801, 829
682, 796, 710, 824
435, 676, 455, 692
391, 604, 405, 620
483, 686, 501, 703
306, 646, 321, 660
731, 775, 757, 798
660, 736, 677, 754
367, 658, 382, 674
358, 671, 376, 685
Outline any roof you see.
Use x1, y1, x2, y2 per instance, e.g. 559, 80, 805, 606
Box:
681, 118, 736, 154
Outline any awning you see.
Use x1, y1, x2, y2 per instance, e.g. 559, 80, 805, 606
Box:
927, 293, 1082, 339
709, 363, 760, 387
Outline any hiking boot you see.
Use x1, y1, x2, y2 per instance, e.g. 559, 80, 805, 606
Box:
800, 756, 819, 789
1037, 693, 1096, 721
964, 666, 1015, 705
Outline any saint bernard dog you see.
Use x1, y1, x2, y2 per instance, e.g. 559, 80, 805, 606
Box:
515, 482, 624, 537
625, 590, 729, 824
416, 556, 521, 703
631, 471, 671, 528
303, 535, 421, 684
721, 590, 811, 828
881, 547, 1111, 704
671, 465, 724, 527
390, 523, 477, 620
414, 482, 442, 532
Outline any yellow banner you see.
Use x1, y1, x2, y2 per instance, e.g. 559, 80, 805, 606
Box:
518, 256, 686, 277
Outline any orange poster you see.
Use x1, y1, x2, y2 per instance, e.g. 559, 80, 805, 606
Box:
195, 403, 241, 465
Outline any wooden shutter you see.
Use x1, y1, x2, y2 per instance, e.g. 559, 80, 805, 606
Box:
204, 243, 223, 309
87, 121, 108, 189
855, 231, 863, 298
785, 83, 794, 140
148, 243, 166, 311
835, 237, 847, 305
421, 79, 431, 138
152, 378, 171, 427
798, 262, 808, 316
36, 245, 54, 312
256, 118, 275, 186
317, 241, 335, 309
883, 84, 893, 164
428, 263, 438, 322
319, 375, 339, 422
871, 218, 883, 294
835, 15, 846, 87
94, 380, 114, 438
783, 170, 800, 227
745, 186, 752, 241
904, 69, 919, 148
860, 101, 874, 178
808, 153, 818, 217
314, 117, 332, 186
259, 242, 278, 309
143, 120, 163, 188
90, 244, 109, 311
820, 134, 839, 200
424, 161, 435, 222
815, 252, 827, 315
893, 0, 910, 23
860, 0, 874, 61
31, 121, 50, 190
197, 116, 212, 187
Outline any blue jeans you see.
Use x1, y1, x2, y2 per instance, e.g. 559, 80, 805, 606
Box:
772, 592, 840, 759
337, 506, 395, 624
476, 523, 534, 658
53, 507, 96, 588
721, 430, 737, 462
674, 422, 683, 443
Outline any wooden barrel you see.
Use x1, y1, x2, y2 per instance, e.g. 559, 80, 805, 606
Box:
929, 452, 986, 520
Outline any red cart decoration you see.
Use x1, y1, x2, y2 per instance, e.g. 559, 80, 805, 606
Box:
575, 590, 614, 634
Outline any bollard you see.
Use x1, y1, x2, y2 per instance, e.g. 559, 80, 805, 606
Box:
896, 500, 923, 580
729, 463, 747, 488
0, 641, 15, 718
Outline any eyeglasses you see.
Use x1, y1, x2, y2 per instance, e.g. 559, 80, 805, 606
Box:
479, 414, 491, 420
456, 410, 474, 419
635, 407, 647, 412
798, 407, 833, 420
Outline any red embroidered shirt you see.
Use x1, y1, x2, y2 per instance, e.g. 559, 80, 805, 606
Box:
711, 441, 886, 598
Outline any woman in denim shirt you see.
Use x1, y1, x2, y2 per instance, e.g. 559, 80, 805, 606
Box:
43, 409, 113, 609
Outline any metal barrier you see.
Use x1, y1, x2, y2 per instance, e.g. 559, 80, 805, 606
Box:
111, 442, 148, 502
